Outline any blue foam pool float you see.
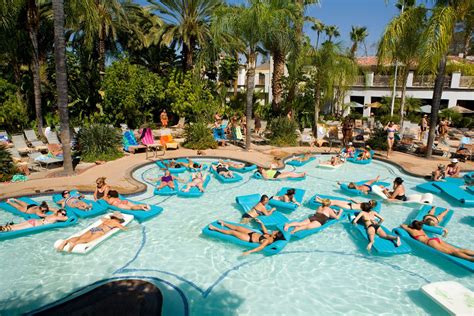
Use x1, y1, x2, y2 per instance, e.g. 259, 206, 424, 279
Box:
268, 187, 305, 212
467, 186, 474, 194
97, 198, 163, 222
346, 150, 374, 165
0, 197, 57, 219
155, 159, 186, 173
177, 175, 211, 198
433, 182, 474, 206
416, 177, 466, 195
286, 156, 316, 167
252, 171, 306, 181
393, 227, 474, 272
235, 193, 289, 227
340, 180, 390, 196
202, 220, 290, 255
154, 180, 179, 196
290, 217, 342, 239
52, 191, 107, 218
210, 166, 243, 183
412, 205, 453, 235
348, 214, 411, 255
464, 172, 474, 183
0, 215, 78, 241
306, 194, 382, 213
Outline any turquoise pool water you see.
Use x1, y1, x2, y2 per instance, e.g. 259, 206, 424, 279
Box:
0, 157, 473, 315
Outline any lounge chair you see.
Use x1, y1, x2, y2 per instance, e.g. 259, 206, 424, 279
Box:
140, 128, 164, 158
122, 130, 146, 154
159, 128, 179, 150
24, 129, 48, 151
28, 152, 63, 169
8, 147, 38, 172
315, 126, 329, 147
297, 128, 315, 146
11, 134, 32, 155
451, 136, 473, 161
43, 127, 61, 144
325, 126, 342, 152
230, 126, 244, 145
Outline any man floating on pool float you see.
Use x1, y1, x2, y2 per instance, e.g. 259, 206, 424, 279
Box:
212, 162, 235, 179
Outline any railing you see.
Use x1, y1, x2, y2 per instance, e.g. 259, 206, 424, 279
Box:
412, 75, 451, 88
460, 76, 474, 88
372, 75, 391, 87
353, 76, 365, 86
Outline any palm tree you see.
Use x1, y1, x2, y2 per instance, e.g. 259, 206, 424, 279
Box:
419, 0, 472, 158
349, 26, 368, 58
462, 6, 474, 57
52, 0, 73, 174
310, 18, 325, 49
261, 0, 299, 113
324, 25, 340, 43
377, 4, 425, 124
148, 0, 223, 72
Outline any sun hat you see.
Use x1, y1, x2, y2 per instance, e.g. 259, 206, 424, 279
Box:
451, 158, 458, 163
348, 142, 353, 146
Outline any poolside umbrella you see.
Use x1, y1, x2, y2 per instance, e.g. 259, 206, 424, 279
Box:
350, 102, 364, 108
368, 101, 382, 108
451, 105, 474, 114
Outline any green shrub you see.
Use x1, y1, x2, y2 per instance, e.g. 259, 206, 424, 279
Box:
269, 117, 299, 146
182, 122, 217, 150
0, 144, 18, 182
77, 124, 123, 162
366, 128, 389, 151
0, 79, 28, 133
378, 114, 401, 126
102, 60, 165, 128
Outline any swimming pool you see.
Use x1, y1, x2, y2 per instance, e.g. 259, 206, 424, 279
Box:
0, 157, 473, 315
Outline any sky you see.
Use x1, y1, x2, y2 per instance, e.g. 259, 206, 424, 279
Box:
135, 0, 427, 56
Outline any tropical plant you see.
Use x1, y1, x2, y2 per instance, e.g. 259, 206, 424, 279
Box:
366, 128, 389, 151
148, 0, 223, 72
324, 25, 340, 43
182, 121, 217, 150
268, 117, 298, 146
77, 124, 123, 162
52, 0, 74, 174
0, 79, 29, 132
350, 26, 368, 57
0, 144, 18, 182
101, 59, 165, 128
377, 2, 425, 124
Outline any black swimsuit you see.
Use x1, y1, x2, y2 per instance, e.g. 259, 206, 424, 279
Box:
309, 213, 329, 225
395, 194, 407, 201
248, 232, 267, 243
26, 204, 37, 210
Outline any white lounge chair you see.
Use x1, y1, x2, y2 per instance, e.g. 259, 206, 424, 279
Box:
11, 134, 32, 155
24, 129, 48, 151
298, 128, 315, 146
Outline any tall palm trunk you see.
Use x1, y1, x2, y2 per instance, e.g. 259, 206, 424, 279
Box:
315, 32, 320, 49
271, 49, 285, 113
26, 0, 44, 137
350, 43, 357, 58
399, 69, 409, 125
245, 51, 257, 150
183, 38, 195, 72
426, 55, 447, 158
98, 23, 106, 79
313, 81, 321, 137
52, 0, 74, 175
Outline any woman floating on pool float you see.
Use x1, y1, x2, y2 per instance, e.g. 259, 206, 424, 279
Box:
152, 170, 182, 191
342, 176, 381, 194
0, 209, 68, 232
273, 188, 301, 206
384, 121, 399, 158
319, 154, 344, 167
293, 152, 313, 163
357, 146, 372, 161
256, 166, 306, 180
241, 195, 276, 224
422, 206, 450, 236
182, 172, 206, 193
284, 198, 343, 234
163, 159, 184, 169
94, 177, 110, 201
208, 219, 286, 256
103, 190, 151, 211
401, 221, 474, 262
6, 199, 51, 218
341, 142, 356, 159
217, 159, 248, 170
352, 203, 401, 251
212, 162, 235, 178
381, 177, 407, 201
313, 196, 377, 212
56, 212, 127, 253
181, 159, 203, 170
56, 190, 92, 210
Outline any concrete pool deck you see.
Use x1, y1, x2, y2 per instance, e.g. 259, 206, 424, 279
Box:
1, 144, 472, 199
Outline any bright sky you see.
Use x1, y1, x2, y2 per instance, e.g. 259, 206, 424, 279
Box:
135, 0, 428, 56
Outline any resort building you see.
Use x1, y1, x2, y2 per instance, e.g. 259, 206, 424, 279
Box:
234, 56, 474, 116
